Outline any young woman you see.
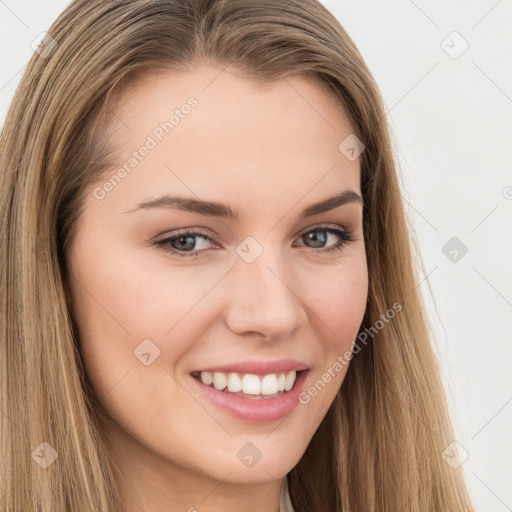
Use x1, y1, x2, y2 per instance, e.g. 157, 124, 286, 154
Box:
0, 0, 474, 510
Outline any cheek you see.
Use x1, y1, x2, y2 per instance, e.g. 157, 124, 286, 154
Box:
293, 258, 368, 431
68, 246, 226, 394
308, 259, 368, 347
71, 238, 217, 339
67, 255, 215, 446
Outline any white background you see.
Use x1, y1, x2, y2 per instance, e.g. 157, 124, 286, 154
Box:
1, 1, 511, 510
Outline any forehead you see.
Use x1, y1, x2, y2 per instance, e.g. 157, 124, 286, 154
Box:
90, 64, 361, 213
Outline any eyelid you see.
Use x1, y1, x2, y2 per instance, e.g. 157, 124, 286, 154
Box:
295, 221, 350, 237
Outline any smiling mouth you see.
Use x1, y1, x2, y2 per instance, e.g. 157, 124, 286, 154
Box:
190, 369, 306, 400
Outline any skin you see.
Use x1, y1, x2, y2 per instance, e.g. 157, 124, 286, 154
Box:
66, 63, 368, 512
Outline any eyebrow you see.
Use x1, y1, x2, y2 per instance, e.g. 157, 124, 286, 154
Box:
125, 189, 363, 220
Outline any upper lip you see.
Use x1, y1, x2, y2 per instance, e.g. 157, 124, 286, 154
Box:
191, 359, 310, 376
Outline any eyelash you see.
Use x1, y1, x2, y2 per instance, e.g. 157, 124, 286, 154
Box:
153, 224, 357, 259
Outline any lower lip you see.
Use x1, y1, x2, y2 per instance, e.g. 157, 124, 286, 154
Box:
190, 370, 309, 423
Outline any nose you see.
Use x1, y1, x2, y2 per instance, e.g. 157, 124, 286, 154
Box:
223, 248, 307, 341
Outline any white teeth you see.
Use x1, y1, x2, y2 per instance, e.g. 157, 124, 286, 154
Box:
213, 372, 227, 391
277, 373, 285, 391
242, 374, 261, 395
227, 372, 242, 392
284, 371, 295, 391
200, 371, 213, 386
197, 370, 298, 396
261, 374, 279, 395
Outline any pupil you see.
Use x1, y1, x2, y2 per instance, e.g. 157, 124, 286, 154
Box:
306, 231, 326, 248
175, 235, 195, 251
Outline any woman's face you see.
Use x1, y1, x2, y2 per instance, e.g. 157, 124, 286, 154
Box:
67, 64, 368, 493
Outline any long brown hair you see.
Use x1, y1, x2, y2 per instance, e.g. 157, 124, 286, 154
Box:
0, 0, 474, 510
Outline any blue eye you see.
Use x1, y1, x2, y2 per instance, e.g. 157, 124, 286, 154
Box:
153, 225, 356, 258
